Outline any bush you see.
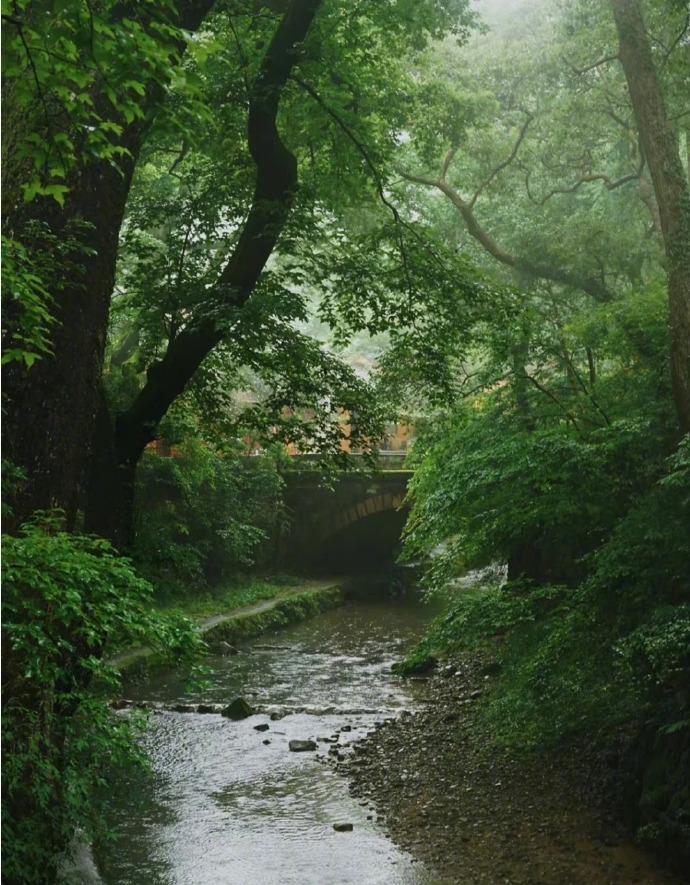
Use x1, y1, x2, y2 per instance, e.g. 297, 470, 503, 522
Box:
1, 520, 203, 883
132, 438, 285, 597
402, 438, 690, 861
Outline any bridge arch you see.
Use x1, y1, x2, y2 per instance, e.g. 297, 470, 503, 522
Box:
320, 491, 407, 542
281, 468, 412, 572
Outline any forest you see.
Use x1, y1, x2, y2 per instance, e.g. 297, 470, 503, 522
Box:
2, 0, 689, 882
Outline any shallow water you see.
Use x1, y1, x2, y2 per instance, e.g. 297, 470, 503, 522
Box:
96, 594, 442, 885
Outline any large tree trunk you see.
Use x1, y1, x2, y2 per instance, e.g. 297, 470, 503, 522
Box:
85, 0, 324, 544
3, 145, 141, 529
2, 1, 216, 530
610, 0, 690, 436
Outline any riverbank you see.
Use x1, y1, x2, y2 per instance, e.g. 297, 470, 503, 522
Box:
109, 578, 344, 674
95, 595, 443, 884
342, 655, 681, 885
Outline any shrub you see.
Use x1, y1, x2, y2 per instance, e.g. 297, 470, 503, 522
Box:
132, 438, 285, 597
1, 520, 203, 882
402, 438, 690, 859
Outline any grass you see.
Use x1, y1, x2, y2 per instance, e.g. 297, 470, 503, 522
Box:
159, 579, 297, 622
203, 585, 345, 644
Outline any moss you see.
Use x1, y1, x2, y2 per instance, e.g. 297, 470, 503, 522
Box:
392, 650, 438, 675
203, 585, 344, 644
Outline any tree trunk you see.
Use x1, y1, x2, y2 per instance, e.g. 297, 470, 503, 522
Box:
2, 1, 216, 530
85, 0, 324, 542
610, 0, 690, 436
3, 146, 141, 530
84, 392, 138, 548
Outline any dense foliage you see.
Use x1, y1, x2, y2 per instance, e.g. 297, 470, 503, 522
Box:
398, 265, 689, 860
132, 439, 285, 596
2, 0, 689, 876
1, 522, 203, 882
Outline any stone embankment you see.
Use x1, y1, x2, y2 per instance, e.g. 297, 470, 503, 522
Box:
110, 581, 344, 674
338, 658, 681, 885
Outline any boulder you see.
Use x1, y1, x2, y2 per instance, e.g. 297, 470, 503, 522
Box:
289, 739, 317, 752
254, 723, 270, 732
222, 697, 255, 720
333, 823, 353, 832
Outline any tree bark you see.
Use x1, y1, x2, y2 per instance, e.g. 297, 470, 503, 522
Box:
85, 0, 323, 543
2, 1, 216, 530
610, 0, 690, 435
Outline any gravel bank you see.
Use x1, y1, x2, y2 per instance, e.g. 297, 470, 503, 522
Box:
337, 658, 681, 885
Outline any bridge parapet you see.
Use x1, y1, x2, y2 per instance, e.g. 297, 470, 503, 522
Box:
284, 451, 409, 472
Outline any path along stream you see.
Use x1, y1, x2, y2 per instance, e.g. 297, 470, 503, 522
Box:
95, 592, 442, 885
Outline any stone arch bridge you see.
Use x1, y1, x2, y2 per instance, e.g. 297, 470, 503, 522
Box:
280, 455, 413, 572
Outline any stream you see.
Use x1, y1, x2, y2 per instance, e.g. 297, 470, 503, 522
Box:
96, 592, 442, 884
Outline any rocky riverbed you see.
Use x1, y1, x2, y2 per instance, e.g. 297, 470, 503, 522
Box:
338, 657, 681, 885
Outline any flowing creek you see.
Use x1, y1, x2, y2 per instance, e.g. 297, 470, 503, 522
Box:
96, 592, 442, 884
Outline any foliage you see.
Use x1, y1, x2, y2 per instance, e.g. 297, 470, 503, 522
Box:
403, 282, 674, 582
403, 406, 689, 853
482, 438, 690, 755
1, 520, 204, 882
1, 220, 97, 368
161, 579, 294, 621
132, 438, 285, 596
0, 235, 53, 366
399, 245, 689, 855
1, 0, 187, 204
392, 0, 687, 301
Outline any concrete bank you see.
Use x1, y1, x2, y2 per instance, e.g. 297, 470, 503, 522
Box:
110, 580, 345, 675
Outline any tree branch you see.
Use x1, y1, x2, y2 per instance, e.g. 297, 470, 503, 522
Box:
533, 158, 643, 205
523, 372, 581, 430
400, 160, 614, 302
469, 113, 533, 209
114, 0, 323, 466
563, 53, 619, 76
290, 74, 401, 225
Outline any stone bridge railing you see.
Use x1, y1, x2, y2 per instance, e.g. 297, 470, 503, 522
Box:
284, 451, 409, 472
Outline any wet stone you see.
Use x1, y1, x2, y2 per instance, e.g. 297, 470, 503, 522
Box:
196, 704, 218, 714
289, 740, 317, 752
214, 641, 240, 656
222, 698, 255, 720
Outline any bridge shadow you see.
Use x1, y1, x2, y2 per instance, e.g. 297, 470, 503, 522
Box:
309, 507, 409, 574
281, 466, 412, 576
